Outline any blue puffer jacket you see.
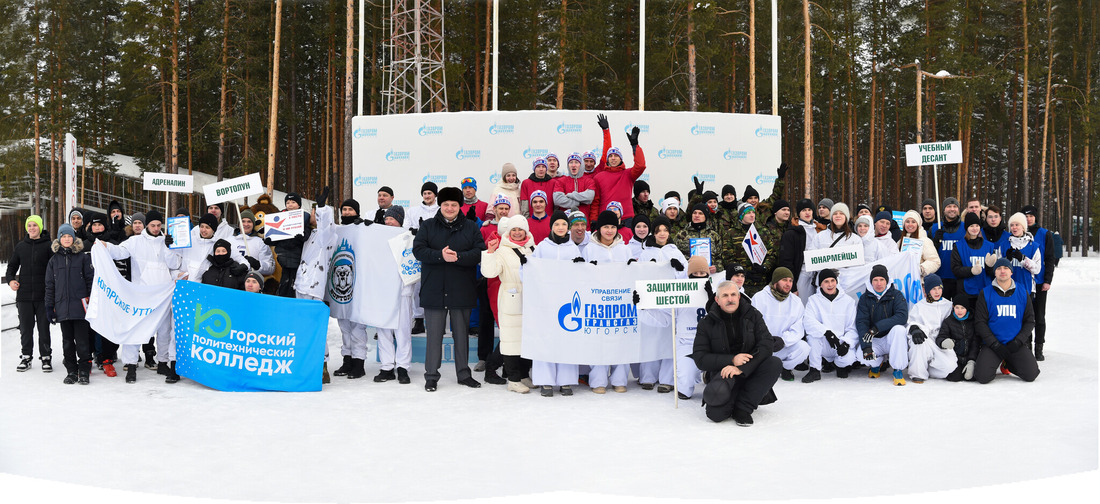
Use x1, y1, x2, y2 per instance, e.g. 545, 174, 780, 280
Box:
44, 238, 94, 322
856, 281, 909, 338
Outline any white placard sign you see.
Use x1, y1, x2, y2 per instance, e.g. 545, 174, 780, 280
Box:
803, 244, 866, 272
264, 209, 305, 241
203, 173, 264, 205
634, 279, 709, 309
905, 141, 963, 166
144, 172, 194, 193
351, 111, 782, 212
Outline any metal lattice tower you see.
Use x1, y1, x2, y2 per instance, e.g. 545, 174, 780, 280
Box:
382, 0, 448, 114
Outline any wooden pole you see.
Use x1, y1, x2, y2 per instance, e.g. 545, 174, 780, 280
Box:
266, 0, 284, 195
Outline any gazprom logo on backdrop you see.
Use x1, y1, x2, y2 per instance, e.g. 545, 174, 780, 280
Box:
523, 146, 550, 159
395, 199, 411, 208
755, 173, 778, 185
755, 126, 779, 137
422, 173, 447, 184
694, 172, 716, 183
489, 172, 501, 184
638, 174, 650, 182
353, 176, 378, 186
556, 122, 583, 134
385, 150, 411, 162
418, 124, 444, 136
690, 124, 716, 136
624, 123, 650, 134
352, 127, 378, 139
489, 123, 515, 135
658, 147, 683, 159
455, 147, 481, 160
557, 290, 638, 334
724, 149, 748, 160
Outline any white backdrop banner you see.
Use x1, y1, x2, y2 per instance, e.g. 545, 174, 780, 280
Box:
351, 111, 782, 212
521, 258, 677, 365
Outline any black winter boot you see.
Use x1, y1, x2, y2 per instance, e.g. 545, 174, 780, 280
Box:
144, 352, 157, 369
77, 369, 90, 385
347, 358, 366, 379
411, 318, 425, 334
373, 368, 396, 382
165, 361, 180, 383
484, 368, 506, 385
801, 368, 821, 383
157, 361, 169, 375
1035, 343, 1045, 361
396, 367, 411, 384
333, 355, 353, 376
125, 364, 137, 383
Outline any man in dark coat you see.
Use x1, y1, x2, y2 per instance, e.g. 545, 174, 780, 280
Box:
412, 186, 487, 392
855, 264, 911, 385
973, 259, 1040, 383
4, 215, 54, 372
692, 281, 783, 426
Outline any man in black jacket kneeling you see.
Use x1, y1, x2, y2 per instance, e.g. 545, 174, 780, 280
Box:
692, 281, 782, 426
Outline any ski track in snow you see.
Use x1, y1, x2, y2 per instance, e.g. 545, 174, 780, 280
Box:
1, 257, 1097, 501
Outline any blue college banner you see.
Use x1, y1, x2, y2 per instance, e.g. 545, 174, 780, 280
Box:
172, 281, 329, 392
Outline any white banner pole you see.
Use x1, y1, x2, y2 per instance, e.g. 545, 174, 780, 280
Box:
639, 0, 646, 111
492, 0, 499, 111
358, 0, 364, 116
672, 308, 678, 409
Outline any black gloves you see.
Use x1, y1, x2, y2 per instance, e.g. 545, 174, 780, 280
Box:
1005, 248, 1024, 262
466, 206, 478, 222
632, 290, 640, 305
513, 248, 527, 265
703, 279, 714, 301
776, 162, 789, 180
837, 341, 850, 357
824, 330, 839, 349
589, 260, 598, 266
572, 256, 585, 263
860, 330, 877, 360
46, 306, 58, 324
751, 264, 765, 274
263, 237, 275, 246
361, 219, 373, 226
627, 258, 637, 265
408, 227, 417, 236
909, 326, 927, 345
246, 256, 261, 270
693, 176, 705, 195
1005, 339, 1024, 353
627, 126, 640, 154
596, 113, 609, 130
989, 341, 1011, 360
164, 233, 174, 248
669, 258, 684, 272
316, 186, 330, 208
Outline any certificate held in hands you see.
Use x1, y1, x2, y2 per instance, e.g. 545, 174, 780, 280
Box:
166, 216, 192, 249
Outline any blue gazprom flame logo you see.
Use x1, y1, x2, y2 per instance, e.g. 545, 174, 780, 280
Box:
353, 176, 378, 186
489, 172, 501, 184
638, 174, 650, 182
724, 149, 748, 160
624, 122, 650, 133
422, 173, 447, 184
523, 146, 549, 159
693, 171, 715, 183
385, 150, 410, 162
755, 126, 779, 137
455, 147, 481, 160
418, 124, 444, 136
352, 127, 377, 139
690, 124, 716, 136
556, 122, 582, 134
557, 292, 583, 332
489, 123, 515, 135
755, 173, 777, 185
658, 147, 683, 159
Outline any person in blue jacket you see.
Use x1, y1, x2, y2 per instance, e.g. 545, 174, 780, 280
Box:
973, 258, 1040, 383
950, 212, 996, 307
856, 264, 911, 386
930, 197, 965, 300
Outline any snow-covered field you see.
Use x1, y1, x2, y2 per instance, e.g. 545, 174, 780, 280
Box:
1, 258, 1098, 503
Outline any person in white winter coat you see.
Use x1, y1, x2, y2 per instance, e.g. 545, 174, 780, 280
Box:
294, 204, 338, 382
228, 209, 275, 277
481, 215, 536, 394
530, 211, 583, 396
1005, 212, 1043, 293
487, 163, 521, 219
812, 203, 864, 251
581, 210, 634, 393
637, 255, 710, 399
897, 210, 941, 277
179, 213, 242, 282
404, 182, 440, 231
751, 267, 809, 382
374, 207, 415, 385
905, 274, 957, 382
635, 216, 689, 391
98, 210, 183, 383
872, 211, 900, 257
855, 214, 886, 262
802, 268, 860, 382
192, 201, 235, 242
331, 201, 375, 381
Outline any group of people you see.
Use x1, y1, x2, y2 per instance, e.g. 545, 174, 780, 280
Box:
4, 113, 1058, 427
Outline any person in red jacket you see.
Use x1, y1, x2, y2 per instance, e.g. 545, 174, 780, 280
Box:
553, 152, 596, 219
459, 177, 488, 222
520, 157, 557, 217
590, 114, 645, 226
527, 190, 552, 245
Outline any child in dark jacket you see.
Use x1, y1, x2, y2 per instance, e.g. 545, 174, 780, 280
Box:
201, 239, 249, 290
937, 295, 980, 382
44, 224, 95, 384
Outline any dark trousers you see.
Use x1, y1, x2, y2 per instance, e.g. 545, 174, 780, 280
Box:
942, 281, 959, 303
1032, 289, 1048, 346
973, 344, 1040, 384
142, 337, 156, 359
17, 301, 50, 357
503, 354, 532, 382
92, 329, 118, 364
276, 268, 298, 297
704, 356, 782, 422
423, 308, 472, 382
60, 320, 93, 375
475, 278, 503, 370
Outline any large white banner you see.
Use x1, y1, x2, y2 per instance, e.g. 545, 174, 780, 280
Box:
325, 223, 407, 329
85, 244, 176, 345
351, 111, 782, 212
837, 251, 924, 307
521, 258, 677, 365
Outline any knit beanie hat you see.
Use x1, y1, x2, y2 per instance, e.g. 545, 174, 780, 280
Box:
567, 152, 582, 165
57, 224, 75, 239
384, 205, 405, 226
855, 215, 874, 230
875, 210, 894, 224
461, 177, 477, 190
921, 198, 936, 211
651, 216, 672, 234
378, 186, 394, 197
545, 153, 559, 163
632, 211, 651, 231
831, 202, 851, 221
606, 147, 623, 161
661, 198, 681, 214
594, 210, 620, 230
550, 210, 570, 228
285, 192, 302, 207
923, 274, 943, 296
742, 185, 760, 202
421, 182, 438, 196
691, 203, 709, 220
687, 255, 709, 277
942, 197, 960, 211
492, 193, 512, 209
606, 201, 625, 217
247, 271, 265, 286
568, 210, 587, 226
721, 184, 737, 198
818, 268, 839, 285
818, 198, 835, 210
1020, 205, 1039, 217
993, 257, 1013, 272
702, 190, 719, 204
772, 199, 790, 213
869, 264, 889, 281
25, 214, 43, 233
1007, 212, 1028, 232
634, 180, 650, 198
737, 202, 755, 221
68, 209, 83, 221
239, 209, 256, 224
530, 190, 549, 204
131, 212, 146, 225
797, 198, 815, 214
199, 213, 220, 231
146, 210, 164, 225
340, 199, 360, 216
532, 158, 547, 171
771, 267, 793, 284
500, 162, 518, 180
964, 211, 982, 229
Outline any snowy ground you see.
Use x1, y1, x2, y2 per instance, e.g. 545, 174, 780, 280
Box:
1, 258, 1098, 503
